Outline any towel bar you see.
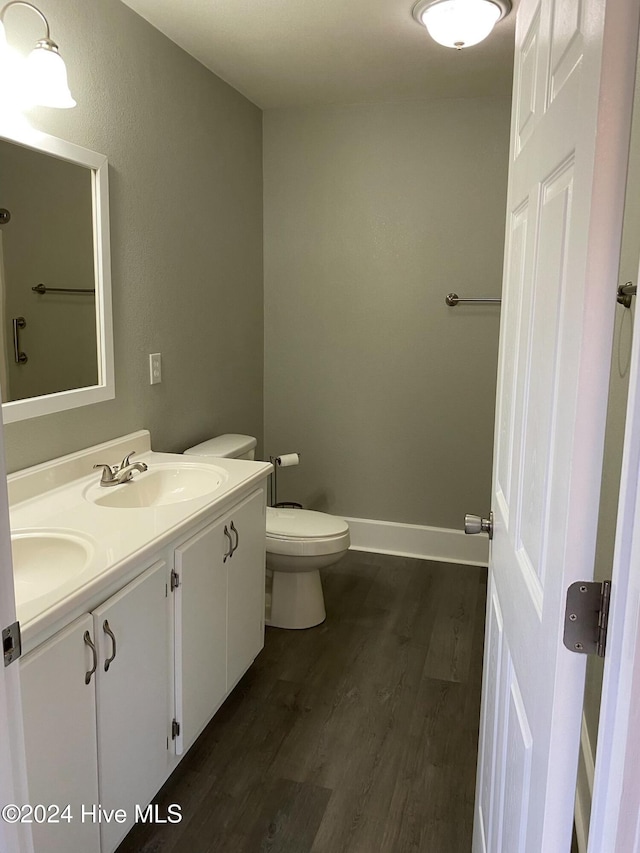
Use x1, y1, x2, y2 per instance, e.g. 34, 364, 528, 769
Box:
445, 292, 501, 307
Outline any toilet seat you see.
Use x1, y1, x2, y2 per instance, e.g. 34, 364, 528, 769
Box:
266, 507, 350, 557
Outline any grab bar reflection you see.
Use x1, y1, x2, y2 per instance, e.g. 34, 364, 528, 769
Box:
445, 292, 501, 307
12, 317, 27, 364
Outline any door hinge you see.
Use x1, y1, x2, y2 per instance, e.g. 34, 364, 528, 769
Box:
3, 620, 22, 667
170, 569, 180, 592
563, 581, 611, 657
171, 719, 181, 740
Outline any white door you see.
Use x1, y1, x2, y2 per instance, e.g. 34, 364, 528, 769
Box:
473, 0, 640, 851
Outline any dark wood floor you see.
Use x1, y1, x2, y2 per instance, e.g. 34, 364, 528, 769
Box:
117, 551, 487, 853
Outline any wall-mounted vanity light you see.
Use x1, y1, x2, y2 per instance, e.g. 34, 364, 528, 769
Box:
412, 0, 511, 49
0, 1, 75, 108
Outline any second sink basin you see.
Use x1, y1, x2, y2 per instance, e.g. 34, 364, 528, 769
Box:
12, 530, 94, 606
85, 464, 228, 508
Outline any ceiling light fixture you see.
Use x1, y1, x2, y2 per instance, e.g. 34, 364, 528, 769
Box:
412, 0, 511, 50
0, 1, 76, 108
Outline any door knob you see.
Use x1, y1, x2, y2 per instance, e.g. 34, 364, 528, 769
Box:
464, 512, 493, 539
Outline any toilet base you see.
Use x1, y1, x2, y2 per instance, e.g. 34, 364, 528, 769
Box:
267, 568, 326, 629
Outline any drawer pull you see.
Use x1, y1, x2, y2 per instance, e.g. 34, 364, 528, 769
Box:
103, 620, 117, 671
223, 525, 233, 562
84, 631, 97, 685
230, 521, 239, 555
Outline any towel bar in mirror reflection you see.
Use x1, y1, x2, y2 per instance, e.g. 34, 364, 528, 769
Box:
32, 283, 96, 295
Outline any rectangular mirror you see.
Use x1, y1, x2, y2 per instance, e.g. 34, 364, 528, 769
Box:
0, 124, 114, 423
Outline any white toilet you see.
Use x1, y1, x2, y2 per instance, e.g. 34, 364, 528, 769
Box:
184, 434, 350, 629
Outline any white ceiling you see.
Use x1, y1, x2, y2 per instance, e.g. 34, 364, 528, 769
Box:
120, 0, 516, 110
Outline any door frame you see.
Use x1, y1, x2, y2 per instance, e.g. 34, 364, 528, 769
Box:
0, 410, 33, 853
588, 243, 640, 848
572, 0, 640, 847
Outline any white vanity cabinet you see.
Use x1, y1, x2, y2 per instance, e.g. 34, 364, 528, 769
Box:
174, 519, 228, 753
92, 561, 172, 853
226, 489, 266, 689
16, 440, 269, 853
21, 562, 173, 853
174, 488, 266, 754
20, 615, 101, 853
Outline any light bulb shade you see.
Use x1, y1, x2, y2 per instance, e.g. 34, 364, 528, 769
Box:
417, 0, 504, 49
24, 42, 76, 108
0, 20, 28, 110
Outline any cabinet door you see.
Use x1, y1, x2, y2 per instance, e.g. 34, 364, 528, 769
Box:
92, 561, 171, 853
20, 614, 101, 853
226, 489, 266, 690
175, 520, 227, 755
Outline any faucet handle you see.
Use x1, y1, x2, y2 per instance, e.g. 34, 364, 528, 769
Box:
93, 463, 116, 484
119, 451, 136, 469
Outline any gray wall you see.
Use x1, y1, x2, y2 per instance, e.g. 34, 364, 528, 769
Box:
263, 97, 511, 528
0, 141, 97, 402
2, 0, 263, 471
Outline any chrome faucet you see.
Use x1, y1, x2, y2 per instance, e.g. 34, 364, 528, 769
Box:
94, 451, 148, 487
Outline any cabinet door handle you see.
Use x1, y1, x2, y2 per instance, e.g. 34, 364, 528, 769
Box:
223, 525, 233, 562
84, 631, 97, 685
230, 521, 239, 554
103, 620, 117, 671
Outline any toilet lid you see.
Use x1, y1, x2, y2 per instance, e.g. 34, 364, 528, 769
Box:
266, 507, 349, 540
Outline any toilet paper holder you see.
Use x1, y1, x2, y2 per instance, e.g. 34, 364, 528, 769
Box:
269, 453, 302, 508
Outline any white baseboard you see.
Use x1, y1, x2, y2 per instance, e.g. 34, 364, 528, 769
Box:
343, 516, 489, 566
575, 712, 595, 853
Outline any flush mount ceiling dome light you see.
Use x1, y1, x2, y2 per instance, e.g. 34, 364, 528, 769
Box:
412, 0, 511, 49
0, 0, 76, 108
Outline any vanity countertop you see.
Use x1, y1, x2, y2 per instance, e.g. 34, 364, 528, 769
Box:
9, 431, 271, 651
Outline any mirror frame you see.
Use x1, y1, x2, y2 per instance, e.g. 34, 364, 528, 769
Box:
0, 123, 114, 424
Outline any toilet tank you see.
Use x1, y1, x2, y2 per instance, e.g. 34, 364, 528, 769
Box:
184, 434, 257, 461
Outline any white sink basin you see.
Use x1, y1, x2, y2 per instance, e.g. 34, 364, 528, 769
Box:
12, 531, 94, 606
85, 464, 228, 508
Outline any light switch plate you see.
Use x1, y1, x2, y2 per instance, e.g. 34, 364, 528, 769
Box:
149, 353, 162, 385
